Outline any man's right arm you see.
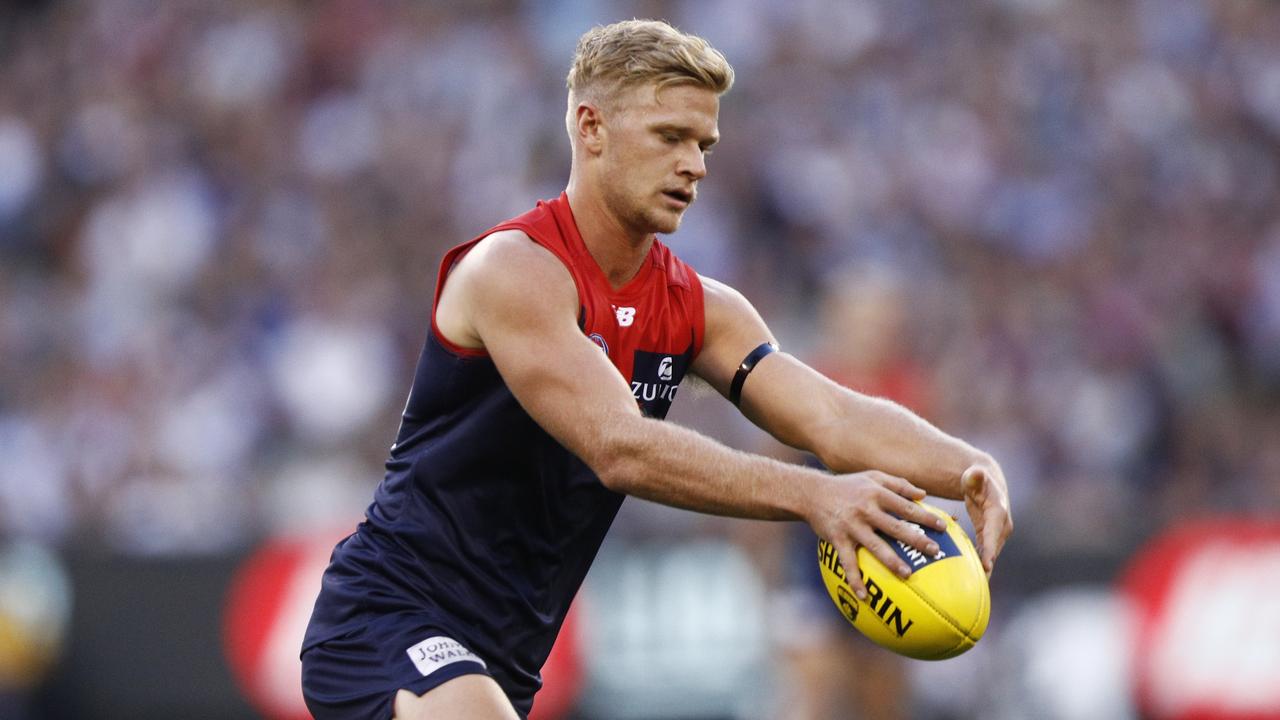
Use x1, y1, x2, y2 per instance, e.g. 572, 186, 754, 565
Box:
434, 231, 941, 581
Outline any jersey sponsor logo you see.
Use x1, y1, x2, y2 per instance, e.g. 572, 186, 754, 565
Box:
631, 348, 693, 419
631, 380, 679, 403
406, 635, 486, 677
614, 306, 636, 327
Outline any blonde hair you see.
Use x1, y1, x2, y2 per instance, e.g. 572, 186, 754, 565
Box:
566, 19, 734, 108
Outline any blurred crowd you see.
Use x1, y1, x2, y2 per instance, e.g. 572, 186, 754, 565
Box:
1, 0, 1278, 570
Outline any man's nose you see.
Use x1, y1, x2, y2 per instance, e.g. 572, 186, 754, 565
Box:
679, 145, 707, 180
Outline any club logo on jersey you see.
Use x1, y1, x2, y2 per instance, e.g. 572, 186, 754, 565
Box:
588, 332, 609, 354
631, 347, 693, 419
614, 306, 636, 327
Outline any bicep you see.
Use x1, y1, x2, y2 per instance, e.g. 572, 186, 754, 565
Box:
690, 276, 777, 396
692, 275, 841, 453
457, 233, 643, 469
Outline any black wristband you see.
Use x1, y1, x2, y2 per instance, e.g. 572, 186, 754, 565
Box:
730, 342, 778, 407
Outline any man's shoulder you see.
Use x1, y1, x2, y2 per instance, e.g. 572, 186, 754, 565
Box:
696, 273, 759, 326
460, 229, 569, 288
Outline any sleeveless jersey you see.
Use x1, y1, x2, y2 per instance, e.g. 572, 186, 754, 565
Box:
302, 193, 705, 713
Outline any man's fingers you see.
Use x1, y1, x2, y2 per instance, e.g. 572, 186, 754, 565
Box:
869, 472, 946, 535
962, 466, 986, 497
834, 540, 868, 600
857, 528, 913, 579
978, 527, 994, 576
967, 465, 1013, 573
971, 509, 1011, 577
884, 491, 947, 532
981, 504, 1012, 575
889, 516, 941, 557
878, 500, 945, 555
876, 471, 927, 501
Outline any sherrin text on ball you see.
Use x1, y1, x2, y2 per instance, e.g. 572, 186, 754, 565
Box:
818, 502, 990, 660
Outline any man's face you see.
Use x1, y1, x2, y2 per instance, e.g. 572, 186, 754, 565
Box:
597, 82, 720, 236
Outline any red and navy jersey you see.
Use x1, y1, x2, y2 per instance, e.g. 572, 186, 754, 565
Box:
438, 191, 705, 418
303, 193, 704, 714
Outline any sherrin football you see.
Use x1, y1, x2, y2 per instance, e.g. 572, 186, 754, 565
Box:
817, 502, 990, 660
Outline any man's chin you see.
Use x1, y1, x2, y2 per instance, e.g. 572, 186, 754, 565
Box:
626, 206, 683, 236
652, 209, 684, 235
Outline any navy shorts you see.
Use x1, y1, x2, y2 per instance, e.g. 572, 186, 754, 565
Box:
301, 610, 496, 720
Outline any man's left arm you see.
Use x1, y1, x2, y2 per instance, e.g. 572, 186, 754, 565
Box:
691, 275, 1013, 574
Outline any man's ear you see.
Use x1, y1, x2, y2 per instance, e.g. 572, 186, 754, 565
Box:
575, 102, 605, 155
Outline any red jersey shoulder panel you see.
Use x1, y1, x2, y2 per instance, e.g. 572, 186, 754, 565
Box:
430, 193, 705, 419
429, 199, 587, 357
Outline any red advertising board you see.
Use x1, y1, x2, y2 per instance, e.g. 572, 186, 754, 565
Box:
1119, 517, 1280, 720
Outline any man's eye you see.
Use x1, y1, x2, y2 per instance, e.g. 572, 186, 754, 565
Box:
663, 134, 679, 143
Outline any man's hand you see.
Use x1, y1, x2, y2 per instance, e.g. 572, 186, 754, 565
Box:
961, 462, 1013, 576
807, 471, 949, 601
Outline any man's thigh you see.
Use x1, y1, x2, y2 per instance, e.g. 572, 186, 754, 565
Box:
302, 613, 502, 720
393, 675, 521, 720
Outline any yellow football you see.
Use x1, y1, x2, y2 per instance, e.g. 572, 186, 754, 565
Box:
817, 502, 990, 660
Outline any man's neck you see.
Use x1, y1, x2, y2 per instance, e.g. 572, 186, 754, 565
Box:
565, 183, 654, 290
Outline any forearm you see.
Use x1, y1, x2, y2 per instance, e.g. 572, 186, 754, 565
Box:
594, 416, 824, 521
811, 389, 991, 500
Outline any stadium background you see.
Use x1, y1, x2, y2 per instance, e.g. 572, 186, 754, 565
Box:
1, 0, 1278, 718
